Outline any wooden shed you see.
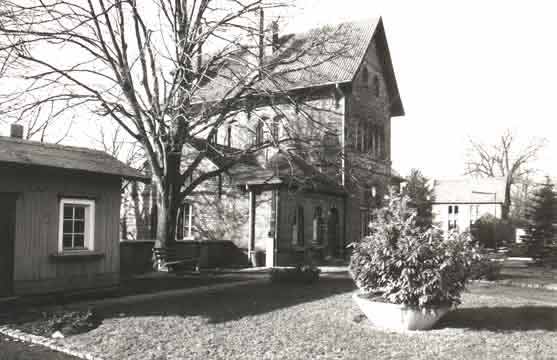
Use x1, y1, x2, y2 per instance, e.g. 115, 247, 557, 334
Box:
0, 126, 148, 297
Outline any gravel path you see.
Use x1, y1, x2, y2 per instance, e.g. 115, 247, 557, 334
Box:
0, 335, 80, 360
44, 278, 557, 360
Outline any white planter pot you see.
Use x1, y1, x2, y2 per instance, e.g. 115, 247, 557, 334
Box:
352, 293, 450, 331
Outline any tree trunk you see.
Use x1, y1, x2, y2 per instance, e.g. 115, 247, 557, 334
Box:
502, 177, 512, 220
153, 149, 183, 249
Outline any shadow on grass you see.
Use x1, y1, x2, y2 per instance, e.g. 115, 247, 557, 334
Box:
437, 306, 557, 331
97, 277, 356, 324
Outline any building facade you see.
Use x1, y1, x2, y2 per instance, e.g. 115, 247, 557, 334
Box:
432, 177, 506, 235
123, 17, 405, 266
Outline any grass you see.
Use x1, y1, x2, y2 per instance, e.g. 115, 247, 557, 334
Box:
12, 275, 554, 360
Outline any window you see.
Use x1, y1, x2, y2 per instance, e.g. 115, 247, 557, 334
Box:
217, 174, 223, 199
448, 206, 453, 214
255, 121, 264, 146
360, 210, 373, 237
379, 127, 385, 158
373, 76, 380, 97
454, 205, 459, 214
176, 202, 194, 240
362, 67, 369, 85
209, 129, 218, 144
58, 199, 95, 252
226, 126, 232, 147
359, 122, 365, 152
313, 206, 325, 245
292, 206, 305, 247
271, 117, 280, 139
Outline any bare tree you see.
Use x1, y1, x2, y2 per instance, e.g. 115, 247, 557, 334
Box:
0, 1, 353, 251
465, 129, 545, 219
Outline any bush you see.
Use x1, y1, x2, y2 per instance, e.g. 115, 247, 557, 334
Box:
349, 195, 479, 308
532, 245, 557, 268
269, 265, 321, 284
469, 251, 503, 280
470, 214, 515, 249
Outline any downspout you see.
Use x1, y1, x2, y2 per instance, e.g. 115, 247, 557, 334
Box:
336, 83, 350, 257
273, 188, 280, 266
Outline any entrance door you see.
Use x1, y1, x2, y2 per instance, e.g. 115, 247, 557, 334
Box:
0, 194, 17, 297
327, 208, 339, 257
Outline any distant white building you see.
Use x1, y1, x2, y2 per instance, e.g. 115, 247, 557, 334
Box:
432, 177, 506, 234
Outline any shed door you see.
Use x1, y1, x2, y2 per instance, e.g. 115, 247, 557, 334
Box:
0, 193, 17, 297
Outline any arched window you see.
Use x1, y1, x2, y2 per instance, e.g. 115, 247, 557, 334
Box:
255, 120, 264, 146
327, 208, 339, 257
291, 211, 298, 246
373, 76, 380, 97
271, 116, 280, 139
292, 205, 305, 247
208, 130, 217, 144
313, 206, 324, 245
362, 67, 369, 85
226, 126, 232, 147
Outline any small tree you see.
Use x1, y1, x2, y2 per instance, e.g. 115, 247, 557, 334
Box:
524, 177, 557, 256
401, 169, 434, 228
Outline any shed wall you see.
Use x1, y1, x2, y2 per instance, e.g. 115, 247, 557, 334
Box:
0, 164, 121, 295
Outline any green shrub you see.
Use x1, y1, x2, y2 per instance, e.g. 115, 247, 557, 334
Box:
349, 195, 479, 308
269, 264, 321, 284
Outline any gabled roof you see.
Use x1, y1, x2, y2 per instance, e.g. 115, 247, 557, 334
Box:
195, 17, 404, 116
433, 177, 506, 204
0, 136, 149, 181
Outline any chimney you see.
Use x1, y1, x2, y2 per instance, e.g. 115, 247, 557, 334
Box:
196, 24, 203, 74
10, 124, 24, 139
271, 21, 279, 54
258, 6, 265, 76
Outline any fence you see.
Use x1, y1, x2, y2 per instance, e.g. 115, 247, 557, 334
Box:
120, 240, 252, 275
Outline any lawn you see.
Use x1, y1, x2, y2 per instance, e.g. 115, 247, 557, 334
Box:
17, 275, 556, 360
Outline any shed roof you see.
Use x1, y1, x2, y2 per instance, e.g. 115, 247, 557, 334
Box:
0, 136, 149, 181
433, 177, 506, 204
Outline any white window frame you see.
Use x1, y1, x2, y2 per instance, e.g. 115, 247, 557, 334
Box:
58, 198, 95, 252
177, 202, 195, 240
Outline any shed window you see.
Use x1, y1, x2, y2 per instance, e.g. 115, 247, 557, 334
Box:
58, 199, 95, 252
176, 202, 195, 240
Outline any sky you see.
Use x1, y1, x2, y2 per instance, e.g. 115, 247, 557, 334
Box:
3, 0, 556, 181
282, 0, 557, 180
